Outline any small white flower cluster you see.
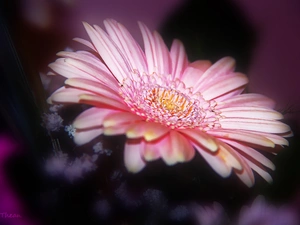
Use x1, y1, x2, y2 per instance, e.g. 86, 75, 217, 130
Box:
93, 142, 112, 156
42, 112, 64, 132
49, 104, 63, 112
45, 151, 99, 182
237, 196, 299, 225
193, 196, 299, 225
193, 202, 227, 225
45, 151, 68, 175
65, 124, 76, 138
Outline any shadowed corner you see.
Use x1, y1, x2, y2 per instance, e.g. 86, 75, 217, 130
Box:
159, 0, 256, 73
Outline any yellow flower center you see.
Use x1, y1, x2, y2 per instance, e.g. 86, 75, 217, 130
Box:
145, 87, 194, 118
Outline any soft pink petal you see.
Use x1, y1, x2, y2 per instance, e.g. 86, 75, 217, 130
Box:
48, 86, 90, 104
207, 129, 275, 148
73, 107, 119, 129
179, 129, 218, 152
219, 118, 291, 133
65, 78, 121, 101
241, 156, 273, 183
104, 19, 147, 74
139, 22, 171, 75
170, 39, 188, 79
83, 22, 129, 82
220, 139, 275, 170
78, 94, 129, 111
48, 58, 98, 81
180, 65, 205, 89
103, 112, 142, 127
220, 107, 283, 120
169, 130, 195, 163
216, 93, 276, 109
152, 131, 195, 165
74, 127, 103, 145
73, 37, 97, 51
57, 51, 119, 90
103, 123, 131, 136
142, 139, 162, 161
126, 122, 170, 141
245, 131, 289, 146
213, 87, 244, 102
234, 156, 255, 187
194, 57, 236, 91
201, 73, 248, 100
124, 139, 146, 173
152, 31, 171, 75
194, 143, 232, 178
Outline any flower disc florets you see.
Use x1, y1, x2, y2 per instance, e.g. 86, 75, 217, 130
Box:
119, 73, 221, 130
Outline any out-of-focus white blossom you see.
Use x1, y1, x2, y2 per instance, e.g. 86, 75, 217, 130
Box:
42, 112, 63, 132
93, 142, 103, 153
237, 196, 299, 225
49, 104, 63, 112
65, 124, 76, 138
193, 202, 229, 225
64, 158, 83, 181
93, 142, 112, 156
45, 151, 68, 175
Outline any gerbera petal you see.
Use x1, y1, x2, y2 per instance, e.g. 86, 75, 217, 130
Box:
74, 127, 103, 145
220, 139, 275, 170
169, 130, 195, 163
78, 94, 129, 111
153, 131, 195, 165
142, 139, 162, 161
65, 78, 121, 101
234, 156, 255, 187
57, 51, 119, 90
201, 73, 248, 100
194, 143, 232, 178
248, 131, 289, 146
152, 31, 171, 75
48, 86, 90, 104
83, 22, 129, 82
104, 19, 147, 74
219, 118, 291, 133
220, 107, 283, 120
126, 122, 170, 141
48, 58, 97, 81
124, 139, 146, 173
216, 94, 276, 109
73, 107, 118, 129
138, 22, 171, 74
103, 123, 131, 136
103, 112, 142, 127
208, 129, 275, 148
170, 39, 188, 79
181, 61, 211, 89
73, 37, 97, 51
194, 57, 235, 90
179, 129, 218, 152
242, 157, 273, 183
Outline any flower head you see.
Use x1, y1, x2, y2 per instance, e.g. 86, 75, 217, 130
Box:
48, 19, 291, 187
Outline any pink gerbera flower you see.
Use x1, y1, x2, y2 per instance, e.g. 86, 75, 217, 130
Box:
47, 19, 291, 187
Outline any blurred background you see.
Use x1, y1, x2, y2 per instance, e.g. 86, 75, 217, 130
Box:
0, 0, 299, 224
